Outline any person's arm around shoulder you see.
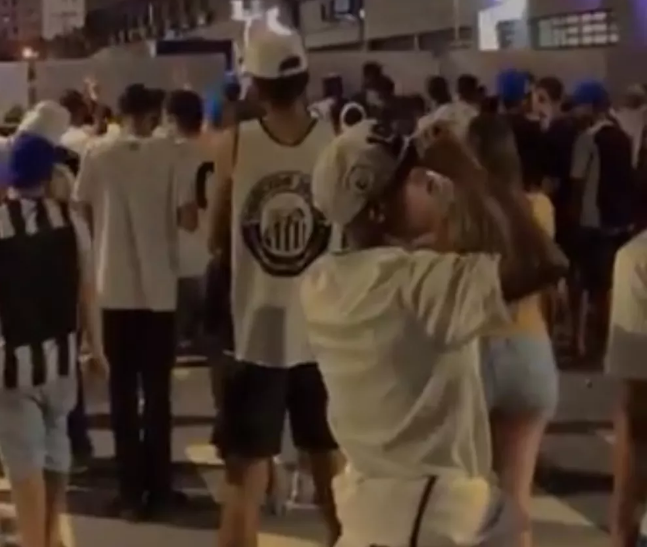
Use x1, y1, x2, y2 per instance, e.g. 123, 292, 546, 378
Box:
403, 250, 509, 348
207, 127, 236, 260
417, 123, 568, 303
70, 209, 108, 378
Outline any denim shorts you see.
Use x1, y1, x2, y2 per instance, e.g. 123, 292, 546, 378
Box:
0, 376, 77, 479
480, 334, 558, 418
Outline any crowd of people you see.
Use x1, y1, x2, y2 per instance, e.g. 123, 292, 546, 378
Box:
0, 26, 647, 547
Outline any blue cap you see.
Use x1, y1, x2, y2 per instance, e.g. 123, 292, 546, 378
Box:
496, 69, 530, 104
1, 132, 58, 190
571, 80, 609, 107
205, 95, 223, 126
224, 71, 239, 86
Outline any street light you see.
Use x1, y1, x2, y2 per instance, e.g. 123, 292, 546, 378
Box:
21, 46, 38, 60
21, 47, 39, 107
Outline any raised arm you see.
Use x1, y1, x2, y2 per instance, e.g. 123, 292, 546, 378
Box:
416, 124, 568, 303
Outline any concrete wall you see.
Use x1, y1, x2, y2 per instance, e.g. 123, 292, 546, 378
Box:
34, 55, 226, 107
363, 0, 479, 40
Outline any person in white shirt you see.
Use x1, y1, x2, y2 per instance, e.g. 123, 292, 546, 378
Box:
163, 90, 214, 355
417, 74, 480, 140
208, 31, 340, 547
59, 90, 95, 158
613, 85, 647, 172
73, 84, 198, 521
301, 120, 568, 547
606, 232, 647, 547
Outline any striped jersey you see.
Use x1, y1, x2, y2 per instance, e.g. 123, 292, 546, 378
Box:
0, 197, 81, 389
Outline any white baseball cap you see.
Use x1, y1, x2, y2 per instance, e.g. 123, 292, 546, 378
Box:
312, 120, 418, 226
243, 31, 308, 79
17, 101, 70, 144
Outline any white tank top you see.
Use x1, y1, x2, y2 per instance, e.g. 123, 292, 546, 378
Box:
231, 117, 335, 367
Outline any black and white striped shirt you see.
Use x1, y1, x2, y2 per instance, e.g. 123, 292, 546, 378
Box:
0, 197, 81, 389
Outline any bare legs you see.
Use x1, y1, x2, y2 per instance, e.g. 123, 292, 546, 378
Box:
10, 469, 68, 547
217, 452, 341, 547
491, 411, 549, 547
610, 380, 647, 547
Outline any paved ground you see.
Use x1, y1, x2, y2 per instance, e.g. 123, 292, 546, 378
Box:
0, 366, 619, 547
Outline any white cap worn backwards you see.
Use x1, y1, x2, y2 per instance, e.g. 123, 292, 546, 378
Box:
243, 31, 308, 79
312, 120, 414, 226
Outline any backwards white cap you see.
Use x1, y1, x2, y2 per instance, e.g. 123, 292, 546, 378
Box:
243, 31, 308, 79
312, 120, 414, 226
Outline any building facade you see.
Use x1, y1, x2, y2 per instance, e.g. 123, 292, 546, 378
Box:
42, 0, 86, 40
0, 0, 42, 42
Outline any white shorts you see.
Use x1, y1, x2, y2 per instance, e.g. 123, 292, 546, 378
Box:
333, 469, 520, 547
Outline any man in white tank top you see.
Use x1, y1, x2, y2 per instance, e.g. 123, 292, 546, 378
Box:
208, 31, 340, 547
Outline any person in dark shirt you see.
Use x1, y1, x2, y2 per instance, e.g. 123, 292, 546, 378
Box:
531, 76, 582, 357
497, 69, 545, 189
425, 76, 452, 111
533, 77, 580, 251
569, 80, 636, 359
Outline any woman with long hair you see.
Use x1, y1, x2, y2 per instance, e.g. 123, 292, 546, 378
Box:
299, 119, 567, 547
467, 114, 558, 547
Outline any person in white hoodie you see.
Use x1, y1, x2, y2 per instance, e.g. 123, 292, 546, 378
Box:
301, 120, 568, 547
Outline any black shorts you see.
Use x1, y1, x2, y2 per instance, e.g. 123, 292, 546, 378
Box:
574, 227, 633, 294
219, 362, 337, 459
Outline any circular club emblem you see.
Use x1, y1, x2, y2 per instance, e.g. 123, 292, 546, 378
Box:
241, 171, 331, 277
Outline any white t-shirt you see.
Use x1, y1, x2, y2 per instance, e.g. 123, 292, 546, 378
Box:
73, 132, 195, 311
613, 107, 647, 168
60, 125, 95, 156
417, 101, 479, 140
301, 248, 510, 544
175, 135, 215, 278
606, 230, 647, 380
301, 247, 508, 479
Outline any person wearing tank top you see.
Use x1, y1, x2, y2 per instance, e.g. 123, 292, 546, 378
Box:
207, 32, 341, 547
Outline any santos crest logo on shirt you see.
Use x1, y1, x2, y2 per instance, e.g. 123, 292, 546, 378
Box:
241, 171, 331, 277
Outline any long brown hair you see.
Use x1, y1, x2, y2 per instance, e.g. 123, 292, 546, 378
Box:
417, 121, 513, 255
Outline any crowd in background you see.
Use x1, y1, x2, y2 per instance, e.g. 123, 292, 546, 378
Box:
0, 27, 647, 547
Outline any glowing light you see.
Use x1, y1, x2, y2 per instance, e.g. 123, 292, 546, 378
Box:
21, 46, 38, 60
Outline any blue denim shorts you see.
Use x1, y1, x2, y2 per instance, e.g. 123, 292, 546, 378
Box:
0, 376, 77, 479
480, 334, 558, 418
